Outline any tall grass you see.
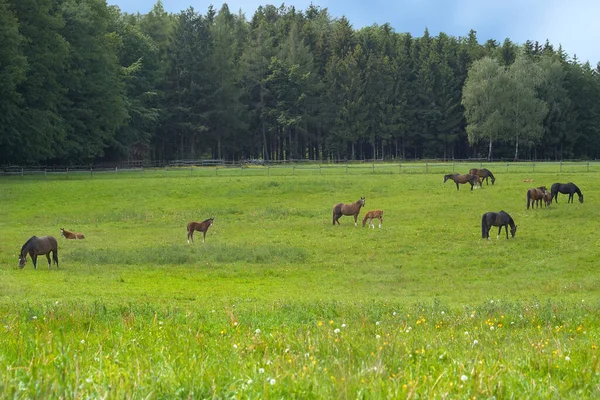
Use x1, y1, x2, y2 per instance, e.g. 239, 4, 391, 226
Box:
0, 166, 599, 397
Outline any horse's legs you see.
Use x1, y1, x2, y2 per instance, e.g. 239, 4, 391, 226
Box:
46, 253, 51, 269
455, 182, 459, 191
32, 254, 37, 269
469, 183, 473, 191
53, 250, 59, 268
202, 230, 207, 243
497, 226, 502, 240
353, 214, 358, 227
378, 216, 382, 228
188, 230, 194, 244
568, 193, 573, 203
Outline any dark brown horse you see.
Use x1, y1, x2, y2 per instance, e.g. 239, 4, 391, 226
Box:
19, 236, 59, 269
187, 217, 214, 243
468, 168, 496, 185
60, 228, 85, 239
481, 211, 517, 240
551, 182, 583, 204
333, 197, 365, 226
443, 173, 478, 191
526, 186, 548, 209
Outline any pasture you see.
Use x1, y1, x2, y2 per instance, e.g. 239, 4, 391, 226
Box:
1, 165, 599, 398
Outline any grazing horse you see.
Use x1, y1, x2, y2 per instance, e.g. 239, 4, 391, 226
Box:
469, 168, 496, 185
333, 197, 365, 226
481, 211, 517, 240
60, 228, 85, 239
362, 210, 383, 228
187, 217, 214, 243
551, 182, 583, 204
19, 236, 59, 269
443, 173, 478, 191
526, 186, 548, 209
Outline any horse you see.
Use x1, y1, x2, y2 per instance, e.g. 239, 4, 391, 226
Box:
19, 236, 59, 269
362, 210, 383, 228
543, 191, 552, 207
443, 173, 478, 191
60, 228, 85, 239
481, 211, 517, 240
333, 197, 365, 226
551, 182, 583, 204
526, 186, 548, 209
187, 217, 214, 243
469, 168, 496, 185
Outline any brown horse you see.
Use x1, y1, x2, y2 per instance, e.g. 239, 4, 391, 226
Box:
362, 209, 383, 228
19, 236, 59, 269
60, 228, 85, 239
443, 174, 478, 191
333, 197, 365, 226
543, 191, 552, 206
526, 186, 548, 209
187, 217, 214, 243
468, 168, 496, 185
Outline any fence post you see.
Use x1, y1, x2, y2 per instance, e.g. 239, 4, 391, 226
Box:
268, 164, 270, 176
346, 163, 348, 174
67, 167, 69, 179
319, 164, 322, 175
426, 163, 428, 174
293, 165, 295, 176
452, 162, 455, 172
116, 167, 118, 174
398, 162, 401, 174
372, 162, 375, 173
560, 160, 562, 173
587, 161, 590, 172
532, 162, 535, 172
90, 168, 93, 178
216, 166, 218, 176
21, 168, 24, 179
506, 163, 509, 172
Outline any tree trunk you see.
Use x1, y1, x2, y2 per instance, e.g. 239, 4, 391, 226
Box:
514, 133, 520, 161
487, 138, 493, 161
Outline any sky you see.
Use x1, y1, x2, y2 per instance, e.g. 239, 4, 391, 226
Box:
110, 0, 600, 66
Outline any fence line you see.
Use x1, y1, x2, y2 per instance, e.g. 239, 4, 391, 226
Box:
1, 161, 598, 180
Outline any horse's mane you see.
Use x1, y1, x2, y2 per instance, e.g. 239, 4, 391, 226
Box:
202, 217, 214, 224
21, 236, 37, 252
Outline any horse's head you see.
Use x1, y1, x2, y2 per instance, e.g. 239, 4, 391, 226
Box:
18, 253, 27, 268
510, 225, 517, 238
491, 176, 496, 185
60, 228, 65, 237
443, 175, 449, 183
579, 194, 584, 203
208, 217, 214, 227
360, 197, 365, 207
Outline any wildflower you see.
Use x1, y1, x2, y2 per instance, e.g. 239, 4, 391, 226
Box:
341, 323, 346, 328
269, 378, 276, 385
258, 368, 265, 374
461, 375, 468, 382
473, 340, 479, 345
211, 309, 215, 313
318, 321, 323, 327
32, 316, 37, 320
329, 320, 334, 325
255, 329, 261, 334
233, 344, 238, 349
565, 356, 571, 362
441, 311, 445, 315
80, 339, 85, 344
490, 326, 495, 331
376, 335, 381, 339
464, 331, 469, 335
247, 379, 253, 385
393, 312, 397, 316
376, 321, 380, 326
334, 328, 340, 334
234, 322, 238, 326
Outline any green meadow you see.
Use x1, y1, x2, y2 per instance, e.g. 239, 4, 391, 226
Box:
1, 164, 599, 398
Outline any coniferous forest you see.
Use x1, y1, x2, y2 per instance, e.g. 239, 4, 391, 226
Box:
1, 0, 600, 166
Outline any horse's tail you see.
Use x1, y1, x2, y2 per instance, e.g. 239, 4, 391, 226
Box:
481, 214, 487, 238
526, 190, 531, 209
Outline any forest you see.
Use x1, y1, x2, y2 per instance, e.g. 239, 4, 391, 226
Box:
1, 0, 599, 165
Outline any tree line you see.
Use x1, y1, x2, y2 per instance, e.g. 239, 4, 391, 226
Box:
1, 0, 599, 165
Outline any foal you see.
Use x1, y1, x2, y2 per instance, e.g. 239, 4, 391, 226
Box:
60, 228, 85, 239
362, 210, 383, 228
187, 218, 214, 243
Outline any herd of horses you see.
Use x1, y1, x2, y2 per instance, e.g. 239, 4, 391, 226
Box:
16, 168, 585, 269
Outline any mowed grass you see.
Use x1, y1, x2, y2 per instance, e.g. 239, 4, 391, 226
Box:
0, 166, 599, 398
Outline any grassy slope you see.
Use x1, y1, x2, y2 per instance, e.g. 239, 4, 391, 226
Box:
0, 167, 598, 397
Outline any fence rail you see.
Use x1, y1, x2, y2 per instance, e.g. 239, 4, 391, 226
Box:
1, 160, 599, 180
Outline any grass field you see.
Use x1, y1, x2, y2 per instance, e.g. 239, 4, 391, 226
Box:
1, 164, 599, 398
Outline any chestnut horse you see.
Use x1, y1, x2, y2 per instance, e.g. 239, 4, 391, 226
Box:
187, 217, 214, 243
333, 197, 365, 226
60, 228, 85, 239
468, 168, 496, 185
551, 182, 583, 204
526, 186, 548, 209
362, 209, 383, 228
481, 211, 517, 240
19, 236, 59, 269
443, 173, 478, 191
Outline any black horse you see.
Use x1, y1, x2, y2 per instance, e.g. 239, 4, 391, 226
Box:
551, 182, 583, 204
481, 211, 517, 240
19, 236, 59, 269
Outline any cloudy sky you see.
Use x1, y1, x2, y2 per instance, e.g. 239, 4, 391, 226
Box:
111, 0, 600, 66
